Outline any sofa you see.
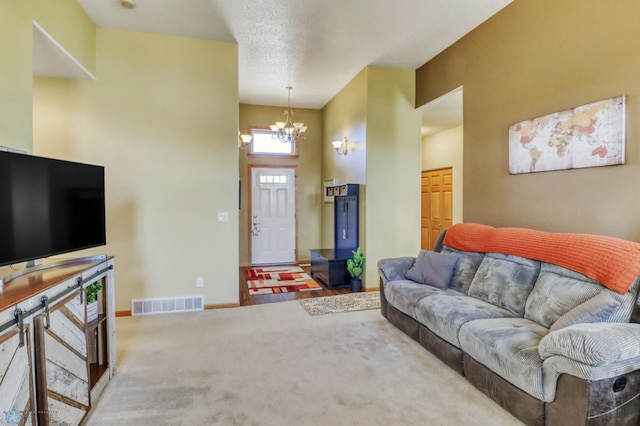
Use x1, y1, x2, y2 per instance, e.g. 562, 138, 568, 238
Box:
377, 223, 640, 426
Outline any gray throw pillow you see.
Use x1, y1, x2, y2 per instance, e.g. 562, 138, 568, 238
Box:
405, 250, 459, 289
549, 292, 621, 332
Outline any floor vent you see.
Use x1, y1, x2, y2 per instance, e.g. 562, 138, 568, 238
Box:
131, 296, 204, 316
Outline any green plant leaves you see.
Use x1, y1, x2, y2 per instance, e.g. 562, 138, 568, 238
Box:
347, 246, 365, 278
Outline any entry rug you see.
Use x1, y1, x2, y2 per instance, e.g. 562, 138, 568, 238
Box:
299, 292, 380, 316
246, 266, 322, 295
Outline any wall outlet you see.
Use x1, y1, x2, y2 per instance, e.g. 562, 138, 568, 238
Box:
196, 277, 204, 288
218, 212, 229, 222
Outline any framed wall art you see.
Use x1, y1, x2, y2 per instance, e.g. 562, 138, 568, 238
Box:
508, 96, 625, 174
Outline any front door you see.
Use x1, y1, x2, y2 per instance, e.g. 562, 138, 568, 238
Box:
421, 167, 453, 250
250, 167, 296, 265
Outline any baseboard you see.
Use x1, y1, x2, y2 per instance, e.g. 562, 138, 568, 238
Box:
116, 310, 131, 317
365, 286, 380, 292
204, 303, 240, 310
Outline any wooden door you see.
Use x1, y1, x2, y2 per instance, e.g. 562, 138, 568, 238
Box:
34, 291, 90, 425
421, 168, 453, 250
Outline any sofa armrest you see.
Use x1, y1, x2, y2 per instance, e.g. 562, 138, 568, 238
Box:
539, 323, 640, 366
377, 257, 415, 284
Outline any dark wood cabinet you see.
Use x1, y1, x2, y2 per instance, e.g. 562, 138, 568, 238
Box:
310, 249, 353, 289
311, 184, 359, 289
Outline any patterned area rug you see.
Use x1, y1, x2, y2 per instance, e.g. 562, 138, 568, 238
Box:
246, 266, 322, 295
299, 292, 380, 315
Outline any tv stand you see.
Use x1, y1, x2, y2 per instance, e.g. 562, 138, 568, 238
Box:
0, 255, 115, 425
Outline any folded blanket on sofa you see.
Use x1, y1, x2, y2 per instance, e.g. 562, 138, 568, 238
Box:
443, 223, 640, 294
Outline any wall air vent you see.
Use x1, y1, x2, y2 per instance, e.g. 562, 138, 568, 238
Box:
131, 296, 204, 316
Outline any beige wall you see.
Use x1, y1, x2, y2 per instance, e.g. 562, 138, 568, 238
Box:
365, 67, 421, 288
322, 67, 421, 289
0, 1, 95, 154
34, 29, 239, 311
416, 0, 640, 241
238, 104, 322, 265
321, 69, 368, 248
32, 0, 96, 75
422, 125, 464, 224
0, 2, 34, 153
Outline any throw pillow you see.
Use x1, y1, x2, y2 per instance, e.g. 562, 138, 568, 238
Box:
405, 250, 459, 289
549, 292, 621, 332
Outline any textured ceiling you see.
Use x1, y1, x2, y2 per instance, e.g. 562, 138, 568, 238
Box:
69, 0, 512, 110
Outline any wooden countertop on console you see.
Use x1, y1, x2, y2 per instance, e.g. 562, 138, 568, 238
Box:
0, 258, 111, 311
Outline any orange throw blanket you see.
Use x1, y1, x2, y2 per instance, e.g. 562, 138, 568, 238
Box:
443, 223, 640, 294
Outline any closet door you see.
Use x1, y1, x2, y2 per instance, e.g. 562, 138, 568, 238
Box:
34, 291, 89, 425
421, 168, 453, 250
0, 327, 36, 425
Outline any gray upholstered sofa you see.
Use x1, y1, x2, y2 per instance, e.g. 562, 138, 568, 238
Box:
378, 223, 640, 426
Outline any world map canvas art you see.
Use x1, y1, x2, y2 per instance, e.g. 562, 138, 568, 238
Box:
508, 96, 625, 174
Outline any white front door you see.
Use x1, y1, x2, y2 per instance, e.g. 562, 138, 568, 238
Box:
250, 167, 296, 265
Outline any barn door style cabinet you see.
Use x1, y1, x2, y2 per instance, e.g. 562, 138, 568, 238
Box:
0, 256, 115, 425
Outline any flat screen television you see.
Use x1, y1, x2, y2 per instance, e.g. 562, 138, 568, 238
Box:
0, 150, 106, 267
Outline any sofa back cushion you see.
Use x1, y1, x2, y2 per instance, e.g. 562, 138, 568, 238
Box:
441, 246, 484, 293
467, 253, 541, 316
544, 274, 640, 330
525, 263, 605, 328
549, 292, 621, 331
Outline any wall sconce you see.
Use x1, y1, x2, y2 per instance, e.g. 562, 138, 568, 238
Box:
238, 131, 252, 150
332, 136, 349, 156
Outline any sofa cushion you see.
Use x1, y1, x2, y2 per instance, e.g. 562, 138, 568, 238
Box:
415, 294, 516, 348
459, 318, 548, 401
405, 250, 459, 289
467, 253, 540, 316
384, 280, 451, 319
539, 323, 640, 366
524, 263, 604, 328
441, 246, 484, 294
549, 292, 620, 332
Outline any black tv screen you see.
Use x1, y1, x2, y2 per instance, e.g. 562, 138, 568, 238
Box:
0, 151, 106, 267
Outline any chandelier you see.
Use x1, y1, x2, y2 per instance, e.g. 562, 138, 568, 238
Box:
270, 86, 307, 144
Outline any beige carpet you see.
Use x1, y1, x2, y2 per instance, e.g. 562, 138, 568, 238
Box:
87, 302, 523, 426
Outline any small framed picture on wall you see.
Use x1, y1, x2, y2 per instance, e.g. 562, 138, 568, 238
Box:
324, 178, 336, 203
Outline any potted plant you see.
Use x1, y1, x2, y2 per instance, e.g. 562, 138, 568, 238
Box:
86, 281, 102, 322
346, 246, 365, 292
